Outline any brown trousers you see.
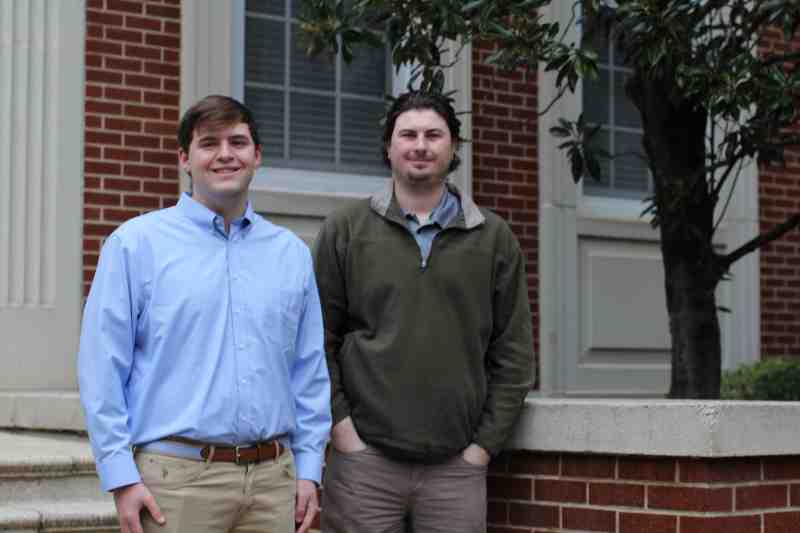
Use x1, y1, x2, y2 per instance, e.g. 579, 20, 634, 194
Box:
321, 446, 487, 533
135, 449, 296, 533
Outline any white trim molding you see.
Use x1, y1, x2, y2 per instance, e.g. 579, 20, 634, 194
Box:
0, 0, 85, 429
537, 1, 581, 396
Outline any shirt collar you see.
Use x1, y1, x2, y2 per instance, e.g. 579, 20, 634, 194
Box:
177, 192, 256, 231
401, 187, 457, 227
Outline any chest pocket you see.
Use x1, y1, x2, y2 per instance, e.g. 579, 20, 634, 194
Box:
259, 286, 304, 357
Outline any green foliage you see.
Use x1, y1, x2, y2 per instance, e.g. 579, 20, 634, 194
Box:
300, 0, 800, 184
721, 358, 800, 401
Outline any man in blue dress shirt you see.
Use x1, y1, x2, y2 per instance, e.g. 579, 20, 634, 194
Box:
78, 95, 331, 533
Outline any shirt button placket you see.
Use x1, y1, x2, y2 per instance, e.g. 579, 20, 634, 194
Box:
230, 236, 251, 432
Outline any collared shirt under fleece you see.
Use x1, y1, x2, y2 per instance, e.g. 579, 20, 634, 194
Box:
78, 193, 331, 492
402, 187, 459, 267
313, 181, 534, 463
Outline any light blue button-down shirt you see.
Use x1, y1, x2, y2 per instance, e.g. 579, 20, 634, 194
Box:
78, 193, 331, 492
402, 187, 460, 268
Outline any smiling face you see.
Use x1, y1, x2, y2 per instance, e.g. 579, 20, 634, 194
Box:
386, 109, 455, 190
178, 122, 262, 216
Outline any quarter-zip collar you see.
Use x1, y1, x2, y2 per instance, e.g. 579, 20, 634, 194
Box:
369, 180, 485, 230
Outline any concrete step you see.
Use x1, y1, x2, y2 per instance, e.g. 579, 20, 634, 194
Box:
0, 430, 320, 532
0, 430, 117, 532
0, 501, 117, 532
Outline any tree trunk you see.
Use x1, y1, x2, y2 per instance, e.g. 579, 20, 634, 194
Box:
627, 72, 723, 398
662, 250, 722, 398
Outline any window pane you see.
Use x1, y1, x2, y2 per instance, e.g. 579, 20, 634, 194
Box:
583, 69, 610, 126
614, 131, 648, 193
246, 18, 284, 86
290, 0, 304, 17
247, 0, 284, 16
290, 24, 335, 91
245, 5, 389, 176
614, 71, 640, 129
341, 45, 387, 97
245, 86, 285, 160
582, 6, 649, 199
290, 93, 335, 163
341, 98, 387, 172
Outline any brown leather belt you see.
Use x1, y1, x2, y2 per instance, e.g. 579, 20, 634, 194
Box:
165, 436, 285, 465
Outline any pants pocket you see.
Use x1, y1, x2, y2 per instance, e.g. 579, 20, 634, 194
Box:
135, 452, 210, 489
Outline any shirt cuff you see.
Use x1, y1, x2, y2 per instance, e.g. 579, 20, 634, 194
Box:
96, 450, 142, 492
292, 449, 324, 485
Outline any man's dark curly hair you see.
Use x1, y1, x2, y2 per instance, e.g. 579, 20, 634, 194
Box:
382, 91, 463, 174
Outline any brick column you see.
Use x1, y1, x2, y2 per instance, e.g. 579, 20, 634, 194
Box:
83, 0, 181, 295
758, 28, 800, 357
472, 42, 540, 382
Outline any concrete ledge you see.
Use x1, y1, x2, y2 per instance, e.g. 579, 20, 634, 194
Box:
0, 392, 85, 432
508, 398, 800, 457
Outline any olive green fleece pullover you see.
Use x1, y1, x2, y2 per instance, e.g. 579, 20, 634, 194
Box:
313, 182, 534, 463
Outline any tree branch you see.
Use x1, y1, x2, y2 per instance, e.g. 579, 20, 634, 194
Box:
538, 84, 568, 116
712, 151, 745, 199
712, 159, 745, 236
720, 213, 800, 271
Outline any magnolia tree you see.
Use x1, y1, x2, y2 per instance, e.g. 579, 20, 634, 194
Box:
300, 0, 800, 398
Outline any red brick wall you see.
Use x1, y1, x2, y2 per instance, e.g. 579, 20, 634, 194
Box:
471, 43, 540, 383
759, 29, 800, 358
489, 451, 800, 532
83, 0, 181, 295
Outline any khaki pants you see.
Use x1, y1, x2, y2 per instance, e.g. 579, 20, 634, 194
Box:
135, 449, 296, 533
321, 446, 487, 533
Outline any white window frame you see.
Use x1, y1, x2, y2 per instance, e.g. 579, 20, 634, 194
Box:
181, 0, 472, 217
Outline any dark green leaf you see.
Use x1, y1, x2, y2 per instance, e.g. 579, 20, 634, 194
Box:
461, 0, 485, 14
569, 149, 584, 183
585, 152, 602, 181
549, 126, 571, 138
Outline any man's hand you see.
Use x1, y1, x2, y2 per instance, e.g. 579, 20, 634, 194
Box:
331, 416, 367, 454
294, 479, 319, 533
461, 443, 491, 466
113, 482, 165, 533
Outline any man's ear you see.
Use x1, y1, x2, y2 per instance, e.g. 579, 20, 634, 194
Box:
255, 145, 263, 167
178, 149, 190, 175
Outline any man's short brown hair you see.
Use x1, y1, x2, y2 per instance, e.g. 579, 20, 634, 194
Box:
178, 95, 261, 153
